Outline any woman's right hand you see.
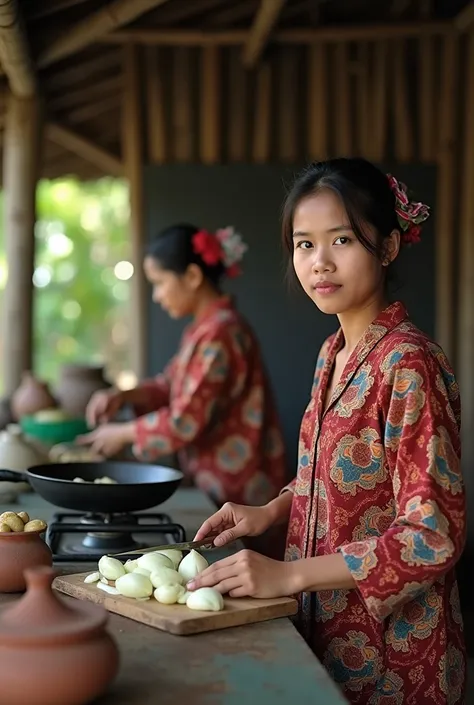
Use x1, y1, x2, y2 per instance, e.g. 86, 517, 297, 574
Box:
86, 389, 126, 428
194, 502, 274, 548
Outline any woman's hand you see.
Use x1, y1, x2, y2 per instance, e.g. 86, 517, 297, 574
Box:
194, 502, 275, 547
76, 422, 135, 457
186, 549, 297, 598
86, 389, 126, 428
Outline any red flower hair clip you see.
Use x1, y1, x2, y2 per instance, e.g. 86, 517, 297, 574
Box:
192, 230, 223, 266
192, 226, 247, 278
387, 174, 430, 245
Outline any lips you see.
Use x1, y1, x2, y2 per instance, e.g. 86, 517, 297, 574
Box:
313, 282, 341, 294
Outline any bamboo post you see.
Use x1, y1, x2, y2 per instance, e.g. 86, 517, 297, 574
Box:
252, 61, 272, 163
172, 47, 193, 162
277, 47, 299, 162
122, 45, 147, 380
418, 36, 436, 162
334, 42, 351, 156
146, 47, 166, 163
307, 43, 328, 160
392, 39, 414, 162
1, 94, 43, 394
200, 46, 220, 164
228, 48, 248, 162
435, 35, 458, 360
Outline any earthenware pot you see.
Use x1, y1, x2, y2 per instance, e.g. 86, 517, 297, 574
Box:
0, 566, 119, 704
55, 365, 110, 416
11, 372, 57, 421
0, 529, 53, 593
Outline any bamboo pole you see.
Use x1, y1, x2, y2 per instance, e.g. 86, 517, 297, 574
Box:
418, 36, 436, 162
243, 0, 287, 68
1, 94, 43, 394
392, 39, 414, 162
46, 122, 123, 175
172, 47, 193, 162
38, 0, 172, 68
0, 0, 36, 97
252, 61, 272, 163
122, 45, 147, 380
334, 42, 351, 156
228, 48, 248, 161
307, 43, 328, 160
435, 34, 458, 360
277, 47, 299, 161
146, 46, 166, 164
200, 46, 220, 164
458, 32, 474, 483
101, 22, 452, 46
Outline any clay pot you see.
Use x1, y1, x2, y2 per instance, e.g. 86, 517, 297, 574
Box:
0, 424, 49, 502
55, 365, 110, 417
0, 566, 119, 705
0, 529, 53, 593
11, 372, 57, 421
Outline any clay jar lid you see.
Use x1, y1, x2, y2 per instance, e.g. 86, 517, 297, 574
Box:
0, 566, 108, 647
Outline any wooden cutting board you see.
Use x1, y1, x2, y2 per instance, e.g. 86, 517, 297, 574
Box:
53, 572, 298, 636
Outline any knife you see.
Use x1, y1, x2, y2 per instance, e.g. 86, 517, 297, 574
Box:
108, 536, 219, 558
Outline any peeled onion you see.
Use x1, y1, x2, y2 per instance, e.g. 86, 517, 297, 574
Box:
137, 552, 173, 572
186, 587, 224, 612
154, 584, 185, 605
149, 566, 183, 588
115, 573, 153, 599
178, 550, 209, 582
98, 555, 126, 581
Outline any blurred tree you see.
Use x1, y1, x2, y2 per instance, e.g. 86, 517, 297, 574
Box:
0, 178, 132, 393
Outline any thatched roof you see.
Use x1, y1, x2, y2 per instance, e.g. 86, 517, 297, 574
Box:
0, 0, 471, 179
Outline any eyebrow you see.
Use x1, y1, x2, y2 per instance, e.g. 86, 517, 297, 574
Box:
292, 224, 353, 238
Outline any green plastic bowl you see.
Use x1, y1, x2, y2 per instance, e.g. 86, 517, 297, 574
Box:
20, 415, 89, 446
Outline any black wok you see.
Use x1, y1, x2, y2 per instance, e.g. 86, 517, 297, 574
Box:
0, 462, 183, 514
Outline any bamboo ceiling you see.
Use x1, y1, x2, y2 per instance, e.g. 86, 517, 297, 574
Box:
0, 0, 472, 180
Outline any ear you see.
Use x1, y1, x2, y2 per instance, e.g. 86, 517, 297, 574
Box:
382, 230, 401, 266
184, 263, 204, 290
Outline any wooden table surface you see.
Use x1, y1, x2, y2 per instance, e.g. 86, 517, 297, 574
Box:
0, 488, 348, 705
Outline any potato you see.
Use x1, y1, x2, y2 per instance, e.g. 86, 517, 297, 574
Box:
0, 522, 12, 533
17, 511, 30, 523
2, 514, 25, 532
24, 519, 48, 533
0, 511, 20, 522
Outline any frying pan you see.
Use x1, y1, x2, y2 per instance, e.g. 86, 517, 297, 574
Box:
0, 462, 183, 514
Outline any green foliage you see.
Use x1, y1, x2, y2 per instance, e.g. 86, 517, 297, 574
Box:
0, 178, 131, 391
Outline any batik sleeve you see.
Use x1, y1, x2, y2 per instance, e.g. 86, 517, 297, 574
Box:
339, 351, 466, 622
132, 335, 231, 460
131, 358, 175, 416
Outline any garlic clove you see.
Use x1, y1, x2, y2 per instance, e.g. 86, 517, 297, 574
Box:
98, 555, 127, 581
115, 573, 154, 599
149, 566, 183, 588
186, 587, 224, 612
178, 549, 209, 582
177, 590, 191, 605
152, 549, 183, 570
124, 559, 139, 573
97, 582, 120, 595
154, 584, 185, 605
137, 552, 173, 573
133, 566, 151, 577
84, 572, 100, 584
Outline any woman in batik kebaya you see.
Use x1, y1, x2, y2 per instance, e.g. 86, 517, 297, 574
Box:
189, 159, 467, 704
79, 223, 287, 508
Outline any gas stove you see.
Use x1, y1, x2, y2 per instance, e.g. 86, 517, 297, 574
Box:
46, 511, 186, 562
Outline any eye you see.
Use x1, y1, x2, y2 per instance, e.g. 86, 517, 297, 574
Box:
295, 240, 313, 250
334, 236, 351, 245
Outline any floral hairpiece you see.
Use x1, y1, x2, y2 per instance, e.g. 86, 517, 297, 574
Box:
387, 174, 430, 245
192, 226, 247, 278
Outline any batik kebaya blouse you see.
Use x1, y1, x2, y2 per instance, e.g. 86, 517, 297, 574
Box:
132, 297, 287, 506
285, 302, 466, 705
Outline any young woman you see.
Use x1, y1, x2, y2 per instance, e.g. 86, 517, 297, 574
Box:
187, 159, 466, 704
79, 223, 287, 508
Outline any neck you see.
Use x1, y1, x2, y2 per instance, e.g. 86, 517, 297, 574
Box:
193, 287, 224, 319
337, 294, 388, 355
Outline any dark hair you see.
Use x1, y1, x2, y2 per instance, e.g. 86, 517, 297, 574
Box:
146, 223, 225, 287
282, 158, 400, 265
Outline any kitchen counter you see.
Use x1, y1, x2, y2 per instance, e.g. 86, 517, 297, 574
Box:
0, 488, 348, 705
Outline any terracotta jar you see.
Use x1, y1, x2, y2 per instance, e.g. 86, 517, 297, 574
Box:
0, 566, 119, 705
55, 365, 110, 417
0, 529, 53, 593
11, 372, 57, 421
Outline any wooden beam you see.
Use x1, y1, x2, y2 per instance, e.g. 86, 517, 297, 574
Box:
146, 46, 167, 164
200, 46, 220, 163
455, 2, 474, 32
243, 0, 286, 68
1, 93, 43, 394
228, 48, 248, 161
435, 34, 458, 360
0, 0, 36, 97
101, 22, 452, 46
277, 47, 299, 161
46, 121, 123, 175
307, 43, 327, 160
172, 47, 193, 162
252, 61, 272, 163
122, 44, 147, 380
38, 0, 172, 69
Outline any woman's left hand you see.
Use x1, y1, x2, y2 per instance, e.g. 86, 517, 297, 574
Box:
76, 422, 135, 457
186, 549, 297, 599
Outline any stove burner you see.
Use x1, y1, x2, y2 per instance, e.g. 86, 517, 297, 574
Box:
46, 512, 186, 562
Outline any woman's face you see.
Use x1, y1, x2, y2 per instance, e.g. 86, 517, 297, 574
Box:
292, 189, 396, 316
144, 256, 198, 319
